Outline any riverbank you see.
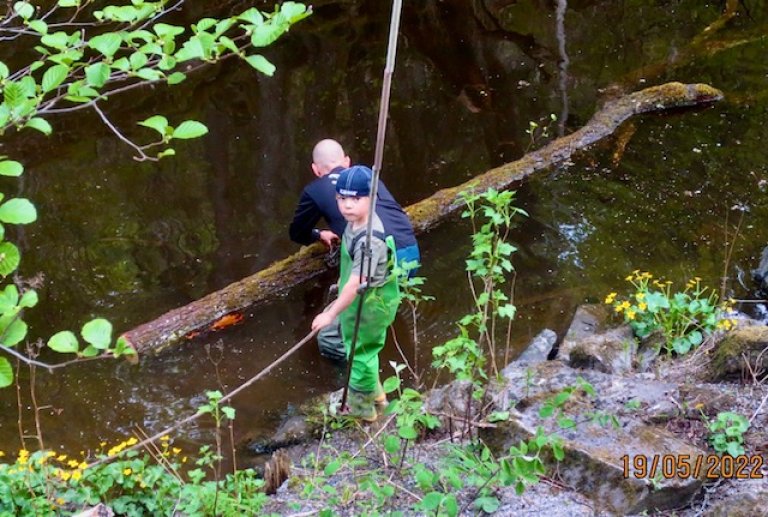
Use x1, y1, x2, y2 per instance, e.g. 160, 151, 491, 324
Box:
251, 305, 768, 516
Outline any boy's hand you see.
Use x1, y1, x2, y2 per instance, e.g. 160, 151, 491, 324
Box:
312, 312, 335, 331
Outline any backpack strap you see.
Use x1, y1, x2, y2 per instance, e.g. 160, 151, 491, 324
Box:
348, 230, 388, 258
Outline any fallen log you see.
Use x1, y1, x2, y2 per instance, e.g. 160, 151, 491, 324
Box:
123, 82, 723, 354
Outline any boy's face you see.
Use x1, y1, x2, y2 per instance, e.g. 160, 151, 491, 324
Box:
336, 194, 371, 224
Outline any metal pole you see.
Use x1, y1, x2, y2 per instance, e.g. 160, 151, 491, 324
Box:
340, 0, 403, 412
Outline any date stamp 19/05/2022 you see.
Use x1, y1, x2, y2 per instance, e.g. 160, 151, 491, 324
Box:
621, 454, 765, 480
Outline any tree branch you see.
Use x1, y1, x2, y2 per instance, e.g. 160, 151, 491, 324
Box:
93, 102, 157, 161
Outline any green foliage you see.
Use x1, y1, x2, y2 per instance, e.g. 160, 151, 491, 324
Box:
605, 272, 735, 355
432, 188, 527, 387
707, 411, 749, 457
381, 362, 440, 446
0, 0, 310, 386
0, 440, 267, 516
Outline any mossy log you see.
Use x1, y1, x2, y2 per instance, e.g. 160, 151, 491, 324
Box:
123, 82, 723, 354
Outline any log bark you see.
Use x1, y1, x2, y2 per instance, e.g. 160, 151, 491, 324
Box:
123, 82, 723, 354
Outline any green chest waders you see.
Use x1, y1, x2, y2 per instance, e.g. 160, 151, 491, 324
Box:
338, 234, 400, 395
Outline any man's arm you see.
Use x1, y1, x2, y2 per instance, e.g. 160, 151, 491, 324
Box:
289, 190, 323, 245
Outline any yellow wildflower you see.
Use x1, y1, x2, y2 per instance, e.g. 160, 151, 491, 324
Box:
59, 471, 71, 481
123, 468, 132, 476
78, 461, 88, 470
626, 309, 636, 319
56, 498, 65, 505
71, 470, 82, 481
625, 275, 633, 281
99, 442, 107, 447
67, 460, 79, 468
160, 435, 170, 442
632, 269, 640, 276
0, 451, 5, 458
604, 292, 617, 304
57, 455, 67, 462
172, 447, 181, 455
126, 437, 138, 446
614, 305, 624, 313
635, 292, 645, 301
638, 302, 647, 311
694, 403, 704, 410
620, 301, 631, 310
182, 456, 188, 463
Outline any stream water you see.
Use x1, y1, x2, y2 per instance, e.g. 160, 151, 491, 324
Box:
1, 0, 768, 461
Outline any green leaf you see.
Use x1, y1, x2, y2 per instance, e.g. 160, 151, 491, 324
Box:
222, 406, 235, 420
0, 242, 20, 277
421, 492, 443, 511
0, 357, 12, 388
4, 82, 25, 108
250, 25, 283, 48
19, 289, 37, 309
488, 410, 509, 423
25, 117, 52, 136
41, 31, 69, 50
475, 496, 500, 513
244, 54, 275, 76
48, 330, 79, 353
238, 7, 264, 25
383, 434, 399, 455
153, 23, 185, 38
14, 2, 34, 19
0, 198, 37, 224
194, 18, 217, 32
0, 62, 8, 80
42, 64, 69, 93
111, 57, 130, 71
129, 52, 148, 70
156, 148, 175, 159
0, 161, 23, 177
137, 115, 168, 135
398, 425, 418, 440
89, 33, 123, 58
27, 20, 47, 34
557, 416, 576, 429
382, 376, 400, 394
85, 62, 110, 88
171, 120, 208, 140
281, 1, 309, 21
81, 318, 112, 350
0, 285, 18, 313
3, 318, 27, 346
135, 68, 162, 81
157, 55, 176, 71
324, 459, 342, 476
166, 72, 186, 85
80, 345, 99, 357
57, 0, 79, 6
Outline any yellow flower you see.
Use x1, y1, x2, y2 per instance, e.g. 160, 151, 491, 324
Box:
126, 437, 138, 446
626, 309, 636, 319
614, 305, 624, 313
78, 461, 88, 470
67, 460, 79, 468
635, 292, 645, 301
638, 302, 647, 311
57, 455, 67, 462
694, 403, 704, 410
160, 435, 170, 442
0, 451, 5, 458
71, 470, 82, 481
123, 468, 132, 476
182, 456, 188, 463
604, 292, 617, 304
56, 498, 65, 505
99, 442, 107, 447
59, 471, 71, 481
620, 301, 631, 310
625, 275, 633, 281
172, 447, 181, 455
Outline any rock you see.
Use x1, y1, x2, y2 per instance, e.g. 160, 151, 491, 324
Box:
704, 486, 768, 516
483, 361, 706, 515
245, 415, 316, 456
73, 505, 114, 517
425, 380, 480, 423
568, 326, 637, 374
513, 328, 557, 365
560, 305, 613, 357
752, 245, 768, 295
708, 325, 768, 381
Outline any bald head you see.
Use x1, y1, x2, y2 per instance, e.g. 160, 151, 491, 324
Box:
311, 139, 350, 177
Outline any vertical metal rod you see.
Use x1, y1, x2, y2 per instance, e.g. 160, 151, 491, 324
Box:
340, 0, 404, 412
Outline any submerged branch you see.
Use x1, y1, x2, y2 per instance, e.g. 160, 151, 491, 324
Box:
122, 82, 724, 354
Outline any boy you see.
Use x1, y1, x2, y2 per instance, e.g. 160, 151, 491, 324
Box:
311, 165, 400, 421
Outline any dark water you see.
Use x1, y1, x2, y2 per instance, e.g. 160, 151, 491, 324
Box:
2, 0, 768, 459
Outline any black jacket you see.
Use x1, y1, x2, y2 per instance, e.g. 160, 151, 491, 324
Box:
289, 167, 418, 250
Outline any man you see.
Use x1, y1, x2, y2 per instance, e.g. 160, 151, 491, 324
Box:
290, 139, 420, 362
289, 139, 420, 268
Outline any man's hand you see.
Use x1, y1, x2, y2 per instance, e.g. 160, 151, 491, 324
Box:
312, 311, 335, 331
318, 230, 339, 248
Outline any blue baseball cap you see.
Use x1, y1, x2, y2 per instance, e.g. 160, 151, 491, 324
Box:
335, 165, 373, 197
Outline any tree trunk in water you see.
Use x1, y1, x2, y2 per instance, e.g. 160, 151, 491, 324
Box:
123, 82, 723, 354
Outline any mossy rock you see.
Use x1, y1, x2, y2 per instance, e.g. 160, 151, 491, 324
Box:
709, 325, 768, 381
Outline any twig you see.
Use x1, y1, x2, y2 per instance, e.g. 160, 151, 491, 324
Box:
388, 324, 418, 382
0, 341, 116, 371
86, 329, 318, 469
749, 391, 768, 424
93, 102, 156, 162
